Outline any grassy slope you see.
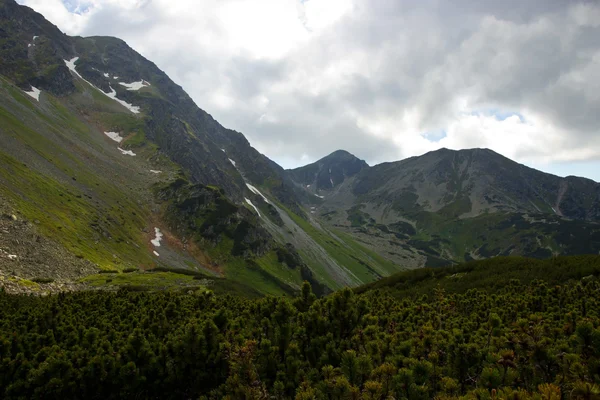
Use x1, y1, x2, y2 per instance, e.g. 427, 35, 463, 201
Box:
81, 268, 263, 298
0, 79, 154, 269
355, 255, 600, 298
1, 80, 290, 296
277, 201, 402, 287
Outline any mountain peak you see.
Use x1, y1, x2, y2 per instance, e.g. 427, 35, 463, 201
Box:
320, 149, 365, 163
288, 150, 368, 191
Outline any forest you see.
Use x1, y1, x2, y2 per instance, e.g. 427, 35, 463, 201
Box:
1, 256, 600, 399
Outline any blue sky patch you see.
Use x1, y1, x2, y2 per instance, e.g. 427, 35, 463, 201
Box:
470, 108, 525, 122
62, 0, 91, 15
421, 129, 447, 142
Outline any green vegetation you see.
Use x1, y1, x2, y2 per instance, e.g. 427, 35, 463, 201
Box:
347, 204, 373, 227
81, 271, 198, 288
0, 80, 153, 270
356, 254, 600, 297
80, 267, 264, 297
0, 151, 150, 269
280, 202, 400, 286
1, 256, 600, 399
157, 178, 302, 296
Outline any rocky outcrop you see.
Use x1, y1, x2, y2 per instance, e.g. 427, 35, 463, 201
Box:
0, 0, 75, 95
156, 177, 274, 258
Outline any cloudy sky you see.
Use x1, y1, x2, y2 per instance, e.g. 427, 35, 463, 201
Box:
17, 0, 600, 181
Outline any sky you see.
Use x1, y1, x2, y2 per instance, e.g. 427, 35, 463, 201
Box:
16, 0, 600, 181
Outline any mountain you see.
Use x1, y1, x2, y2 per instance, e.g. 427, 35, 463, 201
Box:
0, 0, 400, 295
287, 148, 600, 268
287, 150, 368, 193
351, 148, 599, 220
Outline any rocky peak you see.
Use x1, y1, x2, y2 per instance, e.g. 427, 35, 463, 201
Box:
287, 150, 369, 191
0, 0, 76, 95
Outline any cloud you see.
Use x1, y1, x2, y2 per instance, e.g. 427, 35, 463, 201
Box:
16, 0, 600, 180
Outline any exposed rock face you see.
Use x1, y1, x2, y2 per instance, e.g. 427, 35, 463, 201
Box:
0, 0, 76, 95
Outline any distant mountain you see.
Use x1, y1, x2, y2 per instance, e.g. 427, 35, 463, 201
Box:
288, 148, 600, 268
351, 148, 600, 220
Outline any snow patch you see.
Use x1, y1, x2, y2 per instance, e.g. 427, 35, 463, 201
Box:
65, 57, 87, 81
551, 207, 557, 214
104, 131, 123, 143
105, 86, 140, 113
330, 177, 334, 187
151, 228, 163, 247
119, 80, 150, 91
24, 86, 41, 101
8, 255, 17, 260
33, 36, 39, 41
149, 170, 162, 174
246, 183, 269, 203
228, 158, 237, 167
118, 148, 136, 156
153, 251, 160, 257
64, 58, 140, 114
103, 72, 109, 78
245, 198, 261, 217
28, 43, 32, 48
307, 184, 311, 188
221, 148, 226, 152
315, 194, 324, 199
113, 76, 119, 79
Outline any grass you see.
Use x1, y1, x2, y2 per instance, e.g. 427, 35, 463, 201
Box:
81, 271, 198, 288
81, 268, 266, 297
222, 256, 295, 297
0, 152, 151, 269
277, 201, 402, 287
0, 81, 154, 271
98, 113, 148, 147
253, 250, 303, 290
8, 277, 40, 290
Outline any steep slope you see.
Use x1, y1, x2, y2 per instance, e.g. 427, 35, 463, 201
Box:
289, 148, 600, 268
0, 0, 403, 294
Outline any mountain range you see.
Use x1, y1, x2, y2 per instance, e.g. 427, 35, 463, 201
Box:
1, 0, 599, 295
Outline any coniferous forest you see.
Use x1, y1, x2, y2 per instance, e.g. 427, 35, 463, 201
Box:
2, 256, 600, 399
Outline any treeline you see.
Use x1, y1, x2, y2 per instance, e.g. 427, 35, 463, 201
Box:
0, 256, 600, 398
